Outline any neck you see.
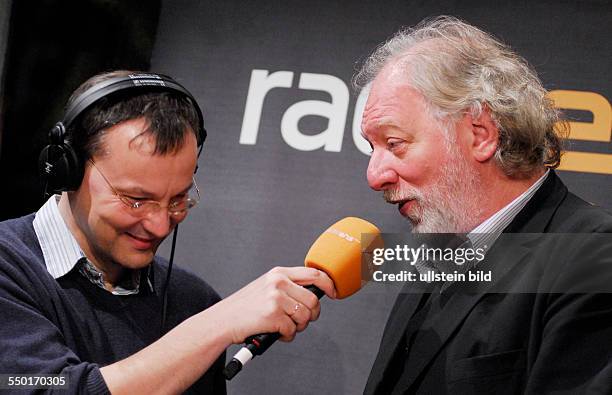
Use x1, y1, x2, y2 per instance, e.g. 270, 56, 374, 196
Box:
472, 167, 546, 228
58, 193, 125, 289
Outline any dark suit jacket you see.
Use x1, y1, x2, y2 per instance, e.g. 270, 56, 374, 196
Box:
364, 171, 612, 395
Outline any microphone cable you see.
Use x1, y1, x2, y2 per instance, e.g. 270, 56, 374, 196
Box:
160, 225, 179, 336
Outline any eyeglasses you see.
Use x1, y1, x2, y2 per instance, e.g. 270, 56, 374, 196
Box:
88, 159, 200, 218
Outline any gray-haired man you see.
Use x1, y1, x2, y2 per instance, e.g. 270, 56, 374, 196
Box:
356, 16, 612, 395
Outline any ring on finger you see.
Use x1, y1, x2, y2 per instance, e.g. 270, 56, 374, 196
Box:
291, 303, 301, 316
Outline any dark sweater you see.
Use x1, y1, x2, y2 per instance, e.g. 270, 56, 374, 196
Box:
0, 214, 226, 394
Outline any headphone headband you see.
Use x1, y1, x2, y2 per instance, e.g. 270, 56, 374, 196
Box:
39, 72, 206, 193
63, 73, 206, 144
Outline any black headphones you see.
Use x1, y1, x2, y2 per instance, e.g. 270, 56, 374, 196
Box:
39, 72, 207, 193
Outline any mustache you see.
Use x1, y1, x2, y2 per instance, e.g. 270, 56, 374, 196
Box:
383, 188, 421, 204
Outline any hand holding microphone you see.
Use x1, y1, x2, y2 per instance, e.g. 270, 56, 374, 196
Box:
212, 266, 336, 347
224, 217, 382, 379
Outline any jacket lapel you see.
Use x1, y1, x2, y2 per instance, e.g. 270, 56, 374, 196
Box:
364, 278, 434, 395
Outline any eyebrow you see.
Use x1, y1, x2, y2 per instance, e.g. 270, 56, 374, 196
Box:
361, 117, 401, 141
372, 118, 399, 129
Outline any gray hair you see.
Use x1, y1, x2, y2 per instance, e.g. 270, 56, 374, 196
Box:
353, 16, 566, 178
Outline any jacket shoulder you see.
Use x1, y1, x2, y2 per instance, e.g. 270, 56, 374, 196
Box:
549, 192, 612, 232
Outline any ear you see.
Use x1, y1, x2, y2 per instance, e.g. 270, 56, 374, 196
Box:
466, 104, 499, 163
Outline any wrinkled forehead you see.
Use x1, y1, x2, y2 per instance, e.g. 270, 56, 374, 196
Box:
362, 65, 429, 134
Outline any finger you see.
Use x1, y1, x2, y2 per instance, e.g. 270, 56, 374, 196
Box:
269, 267, 337, 299
281, 281, 321, 311
277, 276, 322, 322
281, 298, 312, 326
279, 333, 296, 342
280, 281, 321, 321
277, 316, 297, 342
297, 270, 337, 299
296, 320, 310, 333
310, 302, 321, 322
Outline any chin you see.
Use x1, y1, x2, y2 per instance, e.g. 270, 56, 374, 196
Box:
114, 250, 155, 269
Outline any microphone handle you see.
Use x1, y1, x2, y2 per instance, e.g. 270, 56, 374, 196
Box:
223, 285, 324, 380
304, 284, 326, 298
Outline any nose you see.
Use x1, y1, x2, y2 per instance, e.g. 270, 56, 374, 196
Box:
367, 150, 398, 191
142, 208, 174, 239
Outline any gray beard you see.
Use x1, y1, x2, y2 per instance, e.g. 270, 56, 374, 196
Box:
384, 144, 483, 233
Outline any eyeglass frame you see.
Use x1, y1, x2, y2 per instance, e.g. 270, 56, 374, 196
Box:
88, 159, 200, 218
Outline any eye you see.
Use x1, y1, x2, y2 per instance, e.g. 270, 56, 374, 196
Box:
386, 138, 405, 150
122, 196, 148, 209
168, 201, 181, 209
126, 195, 147, 201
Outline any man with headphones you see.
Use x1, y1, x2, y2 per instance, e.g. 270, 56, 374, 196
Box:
0, 71, 336, 394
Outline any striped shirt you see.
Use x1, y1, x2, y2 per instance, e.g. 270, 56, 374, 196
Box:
33, 195, 153, 295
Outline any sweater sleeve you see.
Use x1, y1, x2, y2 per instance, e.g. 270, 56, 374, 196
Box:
0, 252, 110, 394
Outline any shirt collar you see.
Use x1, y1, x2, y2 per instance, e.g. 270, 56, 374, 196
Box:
33, 195, 84, 279
33, 195, 153, 294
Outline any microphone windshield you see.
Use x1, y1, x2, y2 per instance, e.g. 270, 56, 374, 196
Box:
304, 217, 382, 299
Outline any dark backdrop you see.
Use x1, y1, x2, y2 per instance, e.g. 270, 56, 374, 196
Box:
0, 0, 160, 219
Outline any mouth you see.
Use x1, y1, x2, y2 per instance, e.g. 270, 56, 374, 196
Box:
125, 233, 157, 250
394, 199, 416, 218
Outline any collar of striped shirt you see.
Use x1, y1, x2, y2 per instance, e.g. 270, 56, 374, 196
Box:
468, 169, 550, 253
33, 195, 153, 295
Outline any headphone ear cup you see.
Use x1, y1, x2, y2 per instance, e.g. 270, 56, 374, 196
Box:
39, 144, 68, 192
39, 124, 83, 192
61, 140, 83, 191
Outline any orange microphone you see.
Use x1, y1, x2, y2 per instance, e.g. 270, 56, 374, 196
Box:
224, 217, 382, 380
304, 216, 382, 298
